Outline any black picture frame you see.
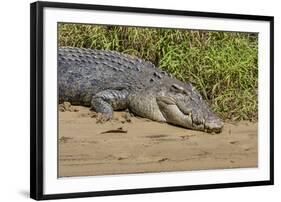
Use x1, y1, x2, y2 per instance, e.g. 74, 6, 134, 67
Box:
30, 1, 274, 200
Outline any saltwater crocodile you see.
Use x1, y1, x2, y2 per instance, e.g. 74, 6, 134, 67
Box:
58, 47, 223, 133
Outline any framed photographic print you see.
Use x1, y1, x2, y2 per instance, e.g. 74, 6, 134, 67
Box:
30, 1, 274, 200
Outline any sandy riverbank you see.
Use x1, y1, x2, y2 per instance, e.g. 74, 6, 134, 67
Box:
58, 105, 258, 177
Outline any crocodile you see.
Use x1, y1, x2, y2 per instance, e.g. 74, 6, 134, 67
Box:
58, 47, 223, 133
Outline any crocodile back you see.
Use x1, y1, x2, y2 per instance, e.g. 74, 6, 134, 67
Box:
58, 47, 170, 105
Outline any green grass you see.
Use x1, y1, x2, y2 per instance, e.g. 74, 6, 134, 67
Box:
58, 24, 258, 121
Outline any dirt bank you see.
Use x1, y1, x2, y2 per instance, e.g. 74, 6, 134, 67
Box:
58, 106, 258, 177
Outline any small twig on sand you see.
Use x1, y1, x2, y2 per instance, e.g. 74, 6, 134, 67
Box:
100, 127, 127, 134
158, 158, 169, 162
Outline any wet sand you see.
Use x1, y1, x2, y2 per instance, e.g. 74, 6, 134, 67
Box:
58, 106, 258, 177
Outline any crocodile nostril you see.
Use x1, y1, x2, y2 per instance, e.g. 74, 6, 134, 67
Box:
205, 117, 224, 132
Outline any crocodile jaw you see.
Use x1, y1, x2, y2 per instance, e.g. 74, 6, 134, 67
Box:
128, 92, 167, 122
156, 96, 223, 133
156, 96, 193, 129
128, 92, 223, 133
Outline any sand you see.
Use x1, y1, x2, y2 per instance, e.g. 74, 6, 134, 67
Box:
58, 106, 258, 177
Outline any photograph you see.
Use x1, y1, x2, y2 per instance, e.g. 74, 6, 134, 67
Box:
30, 1, 273, 199
57, 23, 259, 177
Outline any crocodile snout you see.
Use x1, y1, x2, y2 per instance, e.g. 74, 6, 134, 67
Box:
204, 116, 224, 133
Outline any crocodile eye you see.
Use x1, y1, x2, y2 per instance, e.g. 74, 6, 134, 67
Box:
170, 84, 188, 95
171, 84, 184, 91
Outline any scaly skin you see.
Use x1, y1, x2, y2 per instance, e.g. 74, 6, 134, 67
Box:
58, 47, 223, 133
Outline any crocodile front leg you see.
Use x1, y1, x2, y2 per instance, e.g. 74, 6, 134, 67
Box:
91, 89, 129, 120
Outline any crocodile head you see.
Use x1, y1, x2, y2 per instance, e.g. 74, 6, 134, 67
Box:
156, 83, 223, 133
129, 83, 223, 133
